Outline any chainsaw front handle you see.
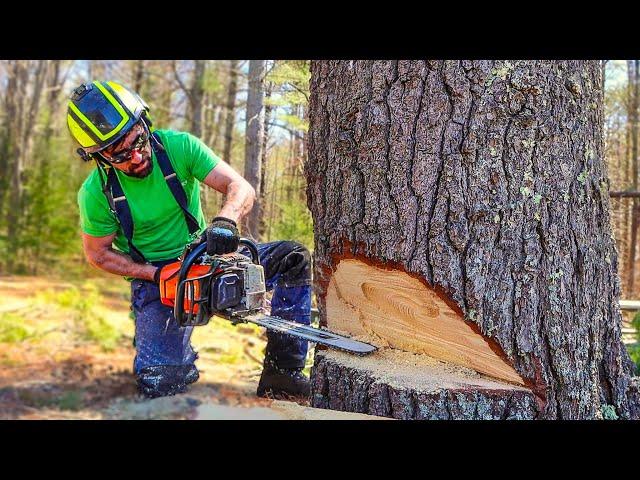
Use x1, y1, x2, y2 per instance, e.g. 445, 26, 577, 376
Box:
239, 238, 260, 265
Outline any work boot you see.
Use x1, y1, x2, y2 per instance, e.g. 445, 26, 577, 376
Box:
136, 364, 199, 399
256, 366, 310, 399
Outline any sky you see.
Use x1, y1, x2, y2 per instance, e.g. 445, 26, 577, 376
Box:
606, 60, 627, 90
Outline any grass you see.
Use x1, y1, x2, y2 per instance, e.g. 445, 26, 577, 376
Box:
7, 282, 123, 351
628, 344, 640, 375
630, 312, 640, 374
55, 390, 84, 411
17, 389, 84, 411
0, 312, 35, 343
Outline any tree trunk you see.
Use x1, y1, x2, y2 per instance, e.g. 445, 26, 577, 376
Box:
627, 61, 639, 296
306, 60, 640, 420
0, 61, 21, 273
259, 81, 273, 239
32, 60, 63, 273
223, 60, 239, 166
5, 61, 29, 272
4, 60, 47, 273
190, 60, 206, 139
132, 60, 145, 93
152, 62, 175, 129
242, 60, 265, 240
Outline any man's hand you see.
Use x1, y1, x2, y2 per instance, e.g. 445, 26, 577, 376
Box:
206, 216, 240, 255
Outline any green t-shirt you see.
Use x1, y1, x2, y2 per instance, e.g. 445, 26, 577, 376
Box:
77, 129, 220, 262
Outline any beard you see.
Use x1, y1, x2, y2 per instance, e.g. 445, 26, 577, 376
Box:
122, 152, 153, 178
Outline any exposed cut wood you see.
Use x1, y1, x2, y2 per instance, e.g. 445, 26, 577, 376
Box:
620, 299, 640, 310
326, 259, 525, 386
311, 349, 537, 420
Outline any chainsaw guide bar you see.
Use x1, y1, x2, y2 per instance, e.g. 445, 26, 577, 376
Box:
238, 313, 377, 355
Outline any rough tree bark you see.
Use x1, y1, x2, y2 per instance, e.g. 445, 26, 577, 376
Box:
306, 60, 640, 420
242, 60, 265, 240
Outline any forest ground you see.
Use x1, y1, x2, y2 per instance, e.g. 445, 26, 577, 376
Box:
0, 274, 315, 420
2, 273, 636, 420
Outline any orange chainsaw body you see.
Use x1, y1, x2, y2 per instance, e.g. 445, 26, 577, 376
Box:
159, 261, 213, 314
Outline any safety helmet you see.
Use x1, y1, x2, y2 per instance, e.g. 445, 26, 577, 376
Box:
67, 80, 150, 155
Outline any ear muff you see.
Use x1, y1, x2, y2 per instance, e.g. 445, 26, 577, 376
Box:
77, 148, 94, 162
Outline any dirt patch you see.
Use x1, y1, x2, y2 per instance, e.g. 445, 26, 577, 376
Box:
0, 275, 314, 420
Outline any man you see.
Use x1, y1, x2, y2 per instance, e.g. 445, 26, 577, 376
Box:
68, 80, 311, 399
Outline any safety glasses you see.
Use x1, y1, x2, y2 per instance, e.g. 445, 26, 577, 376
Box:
102, 128, 149, 164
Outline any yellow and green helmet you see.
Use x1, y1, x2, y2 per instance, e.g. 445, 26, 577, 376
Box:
67, 80, 150, 154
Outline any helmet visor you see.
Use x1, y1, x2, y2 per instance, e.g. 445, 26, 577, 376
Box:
73, 86, 126, 136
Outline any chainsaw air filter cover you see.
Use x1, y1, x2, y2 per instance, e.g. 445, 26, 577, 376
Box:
211, 273, 243, 310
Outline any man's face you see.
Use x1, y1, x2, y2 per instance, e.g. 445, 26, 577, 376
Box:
101, 123, 153, 178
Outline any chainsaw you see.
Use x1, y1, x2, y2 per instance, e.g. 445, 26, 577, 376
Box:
158, 238, 376, 355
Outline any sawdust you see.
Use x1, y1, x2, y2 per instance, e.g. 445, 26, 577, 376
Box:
268, 400, 390, 420
319, 348, 530, 393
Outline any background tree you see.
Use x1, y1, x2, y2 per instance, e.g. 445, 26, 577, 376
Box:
223, 60, 240, 167
242, 60, 265, 240
2, 60, 47, 273
626, 61, 639, 294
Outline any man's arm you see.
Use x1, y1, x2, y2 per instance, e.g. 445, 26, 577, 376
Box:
82, 232, 157, 280
201, 159, 256, 224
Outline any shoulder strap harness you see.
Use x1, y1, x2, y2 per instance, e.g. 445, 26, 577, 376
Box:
97, 132, 201, 264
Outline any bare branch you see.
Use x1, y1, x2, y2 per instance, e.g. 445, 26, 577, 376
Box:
172, 60, 193, 103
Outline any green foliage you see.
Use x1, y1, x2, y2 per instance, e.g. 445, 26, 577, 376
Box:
0, 312, 35, 343
628, 344, 640, 375
18, 389, 84, 411
55, 390, 84, 411
628, 312, 640, 374
42, 285, 122, 351
0, 131, 84, 275
275, 114, 308, 133
268, 198, 314, 251
266, 60, 310, 134
203, 64, 224, 96
632, 310, 640, 333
